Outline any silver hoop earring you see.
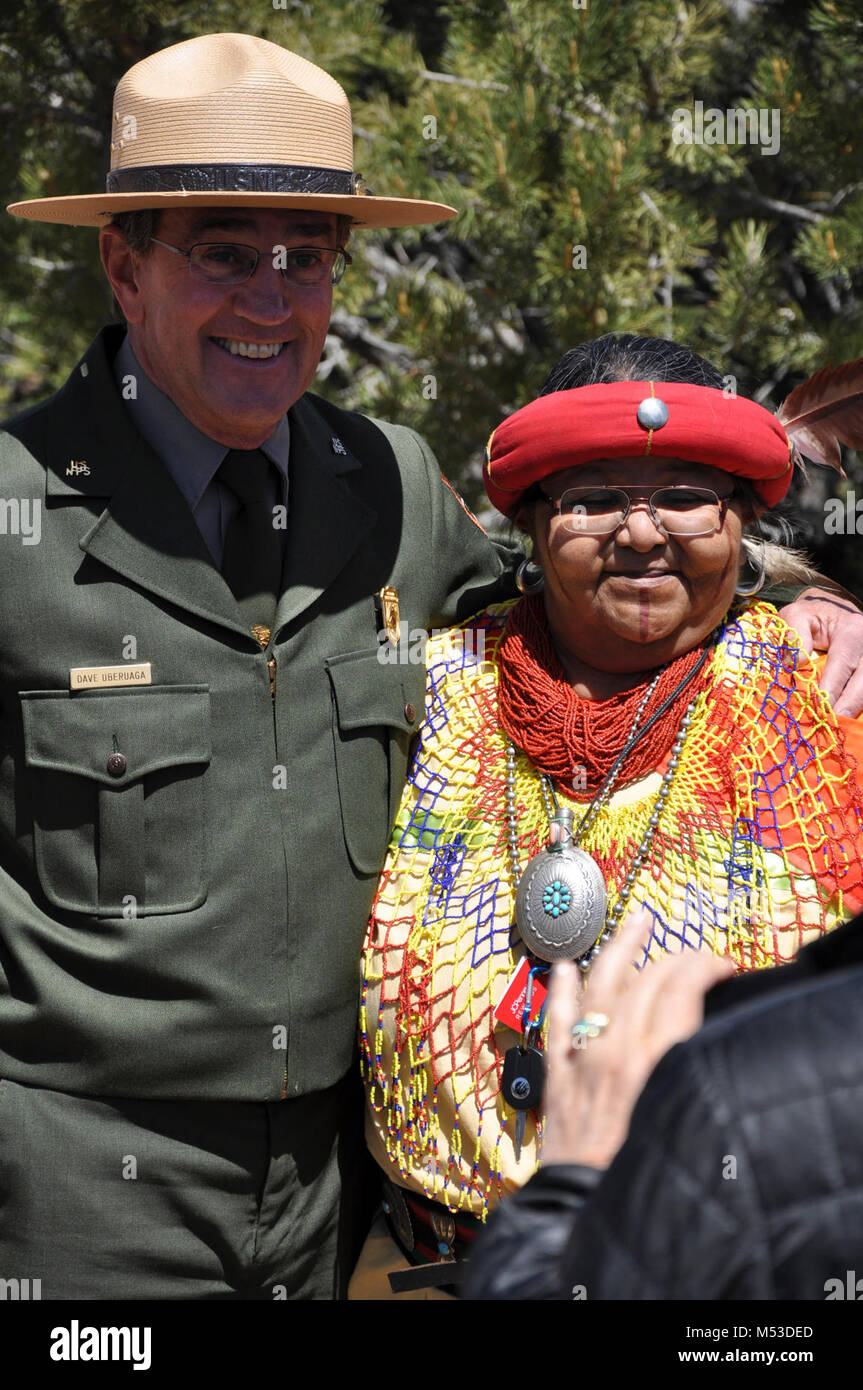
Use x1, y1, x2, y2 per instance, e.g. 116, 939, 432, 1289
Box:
734, 550, 765, 598
516, 559, 545, 594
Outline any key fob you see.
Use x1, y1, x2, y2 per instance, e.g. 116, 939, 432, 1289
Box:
501, 1044, 544, 1111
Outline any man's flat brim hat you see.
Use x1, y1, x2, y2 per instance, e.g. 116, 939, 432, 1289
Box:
7, 32, 456, 229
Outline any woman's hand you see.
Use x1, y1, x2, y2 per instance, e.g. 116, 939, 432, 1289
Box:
540, 910, 736, 1170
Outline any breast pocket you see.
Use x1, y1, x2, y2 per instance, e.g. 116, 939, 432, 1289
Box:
326, 651, 425, 876
20, 685, 210, 916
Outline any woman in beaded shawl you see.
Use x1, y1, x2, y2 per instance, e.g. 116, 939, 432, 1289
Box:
349, 334, 863, 1300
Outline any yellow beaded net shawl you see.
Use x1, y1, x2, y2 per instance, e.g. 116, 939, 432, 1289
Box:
360, 601, 863, 1217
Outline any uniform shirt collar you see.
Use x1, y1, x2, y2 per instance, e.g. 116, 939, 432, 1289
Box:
113, 334, 290, 510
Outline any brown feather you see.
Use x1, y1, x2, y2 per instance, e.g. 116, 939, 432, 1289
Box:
775, 358, 863, 472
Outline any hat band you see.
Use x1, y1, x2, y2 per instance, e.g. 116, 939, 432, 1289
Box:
106, 162, 363, 196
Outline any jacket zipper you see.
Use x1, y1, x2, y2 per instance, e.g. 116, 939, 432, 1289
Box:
253, 627, 286, 1098
267, 654, 277, 706
251, 626, 276, 706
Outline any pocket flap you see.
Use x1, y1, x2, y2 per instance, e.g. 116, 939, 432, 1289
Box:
21, 686, 210, 785
325, 650, 423, 733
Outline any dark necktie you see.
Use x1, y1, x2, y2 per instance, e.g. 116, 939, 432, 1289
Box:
217, 449, 284, 633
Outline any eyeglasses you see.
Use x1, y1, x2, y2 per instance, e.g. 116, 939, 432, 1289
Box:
150, 239, 352, 286
541, 485, 733, 536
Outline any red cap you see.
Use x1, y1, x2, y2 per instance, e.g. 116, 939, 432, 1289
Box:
483, 381, 794, 517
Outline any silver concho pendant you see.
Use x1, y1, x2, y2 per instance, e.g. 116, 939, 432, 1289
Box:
515, 812, 607, 962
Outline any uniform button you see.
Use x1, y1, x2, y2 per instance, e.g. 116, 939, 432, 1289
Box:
404, 702, 416, 724
106, 752, 127, 777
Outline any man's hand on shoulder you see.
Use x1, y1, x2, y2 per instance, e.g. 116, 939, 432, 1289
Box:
778, 587, 863, 717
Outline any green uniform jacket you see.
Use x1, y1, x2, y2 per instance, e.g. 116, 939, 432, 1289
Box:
0, 326, 516, 1100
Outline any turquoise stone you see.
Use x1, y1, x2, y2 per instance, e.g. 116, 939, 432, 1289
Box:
542, 879, 572, 916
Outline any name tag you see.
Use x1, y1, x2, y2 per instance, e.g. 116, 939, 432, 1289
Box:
69, 663, 152, 690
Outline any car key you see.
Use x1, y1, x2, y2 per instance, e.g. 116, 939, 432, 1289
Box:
501, 1043, 544, 1160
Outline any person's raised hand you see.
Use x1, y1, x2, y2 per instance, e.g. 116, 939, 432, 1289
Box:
541, 909, 735, 1170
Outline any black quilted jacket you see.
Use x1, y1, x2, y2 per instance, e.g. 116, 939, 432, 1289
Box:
464, 914, 863, 1300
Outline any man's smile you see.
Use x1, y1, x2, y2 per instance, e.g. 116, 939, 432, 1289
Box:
211, 337, 287, 359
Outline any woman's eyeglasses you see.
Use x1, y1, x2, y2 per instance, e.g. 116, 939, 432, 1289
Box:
540, 485, 733, 537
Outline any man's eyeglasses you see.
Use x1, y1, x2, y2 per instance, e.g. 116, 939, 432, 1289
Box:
540, 485, 734, 537
150, 239, 352, 286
